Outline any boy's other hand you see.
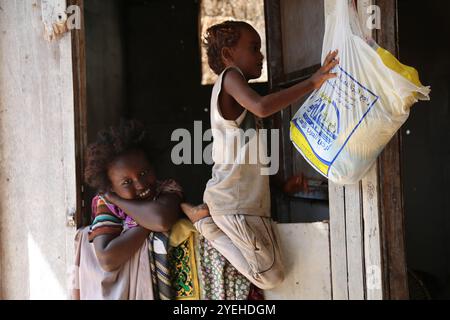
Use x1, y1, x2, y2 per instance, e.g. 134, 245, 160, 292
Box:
309, 50, 339, 90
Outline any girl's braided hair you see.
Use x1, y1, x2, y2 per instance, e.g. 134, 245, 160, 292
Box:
203, 20, 254, 75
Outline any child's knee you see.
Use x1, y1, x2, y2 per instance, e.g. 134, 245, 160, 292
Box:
195, 217, 221, 241
254, 267, 285, 290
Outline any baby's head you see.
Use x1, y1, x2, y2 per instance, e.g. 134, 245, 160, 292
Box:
204, 20, 264, 80
84, 120, 157, 201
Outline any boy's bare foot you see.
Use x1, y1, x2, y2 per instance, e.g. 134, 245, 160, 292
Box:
181, 203, 210, 224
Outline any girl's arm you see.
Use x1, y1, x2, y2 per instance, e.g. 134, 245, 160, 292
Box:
104, 192, 181, 232
225, 50, 339, 118
93, 226, 151, 272
93, 193, 181, 272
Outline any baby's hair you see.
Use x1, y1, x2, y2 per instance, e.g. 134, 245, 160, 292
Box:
84, 119, 149, 192
203, 20, 255, 75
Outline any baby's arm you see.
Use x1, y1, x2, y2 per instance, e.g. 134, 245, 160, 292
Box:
104, 192, 181, 232
224, 50, 339, 118
93, 226, 150, 272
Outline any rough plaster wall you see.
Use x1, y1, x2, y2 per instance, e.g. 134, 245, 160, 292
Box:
0, 0, 77, 299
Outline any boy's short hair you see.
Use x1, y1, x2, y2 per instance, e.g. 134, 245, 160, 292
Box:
84, 119, 149, 192
203, 20, 254, 75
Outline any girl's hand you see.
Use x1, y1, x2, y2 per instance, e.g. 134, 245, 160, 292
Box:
309, 50, 339, 90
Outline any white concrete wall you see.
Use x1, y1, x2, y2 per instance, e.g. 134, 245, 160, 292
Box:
264, 223, 332, 300
0, 0, 77, 299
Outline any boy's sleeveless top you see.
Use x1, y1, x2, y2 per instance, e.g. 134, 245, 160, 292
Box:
203, 67, 271, 217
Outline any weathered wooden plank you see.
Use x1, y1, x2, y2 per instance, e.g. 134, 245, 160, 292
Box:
264, 223, 332, 300
41, 0, 69, 41
279, 0, 324, 74
264, 0, 284, 85
329, 182, 349, 300
362, 165, 383, 300
264, 0, 292, 222
69, 0, 88, 228
344, 182, 365, 300
378, 133, 409, 300
375, 0, 409, 300
355, 0, 389, 301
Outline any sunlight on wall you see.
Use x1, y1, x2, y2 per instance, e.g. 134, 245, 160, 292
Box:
28, 234, 66, 300
200, 0, 268, 85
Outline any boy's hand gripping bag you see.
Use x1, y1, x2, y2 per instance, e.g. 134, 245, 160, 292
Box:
290, 0, 430, 185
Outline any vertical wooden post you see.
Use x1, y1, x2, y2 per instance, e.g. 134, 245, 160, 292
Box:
375, 0, 409, 300
328, 0, 386, 301
362, 165, 383, 299
69, 0, 88, 228
329, 182, 349, 299
345, 182, 365, 300
358, 0, 384, 300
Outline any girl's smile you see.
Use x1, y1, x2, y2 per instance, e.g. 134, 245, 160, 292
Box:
137, 187, 153, 199
107, 150, 157, 200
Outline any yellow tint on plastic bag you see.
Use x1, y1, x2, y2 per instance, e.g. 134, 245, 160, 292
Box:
376, 46, 424, 87
290, 122, 330, 176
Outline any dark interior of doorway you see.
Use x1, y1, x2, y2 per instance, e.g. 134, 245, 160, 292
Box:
398, 0, 450, 300
82, 0, 269, 223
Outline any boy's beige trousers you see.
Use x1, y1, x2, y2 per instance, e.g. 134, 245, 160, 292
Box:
195, 215, 285, 290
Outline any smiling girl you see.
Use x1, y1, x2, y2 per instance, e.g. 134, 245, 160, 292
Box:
84, 120, 183, 273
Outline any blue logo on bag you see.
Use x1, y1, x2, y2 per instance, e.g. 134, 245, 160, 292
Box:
291, 66, 379, 176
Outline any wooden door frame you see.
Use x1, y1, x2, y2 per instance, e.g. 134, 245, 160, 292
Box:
69, 0, 88, 228
264, 0, 290, 221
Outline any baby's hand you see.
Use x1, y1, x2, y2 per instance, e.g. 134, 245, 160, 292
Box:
283, 174, 308, 195
309, 50, 339, 90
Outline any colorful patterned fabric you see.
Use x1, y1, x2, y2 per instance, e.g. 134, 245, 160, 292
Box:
88, 201, 123, 242
88, 179, 183, 242
148, 232, 174, 300
169, 233, 200, 300
196, 234, 252, 300
148, 219, 200, 300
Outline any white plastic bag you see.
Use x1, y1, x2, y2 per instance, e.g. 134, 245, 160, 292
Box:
290, 0, 430, 185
